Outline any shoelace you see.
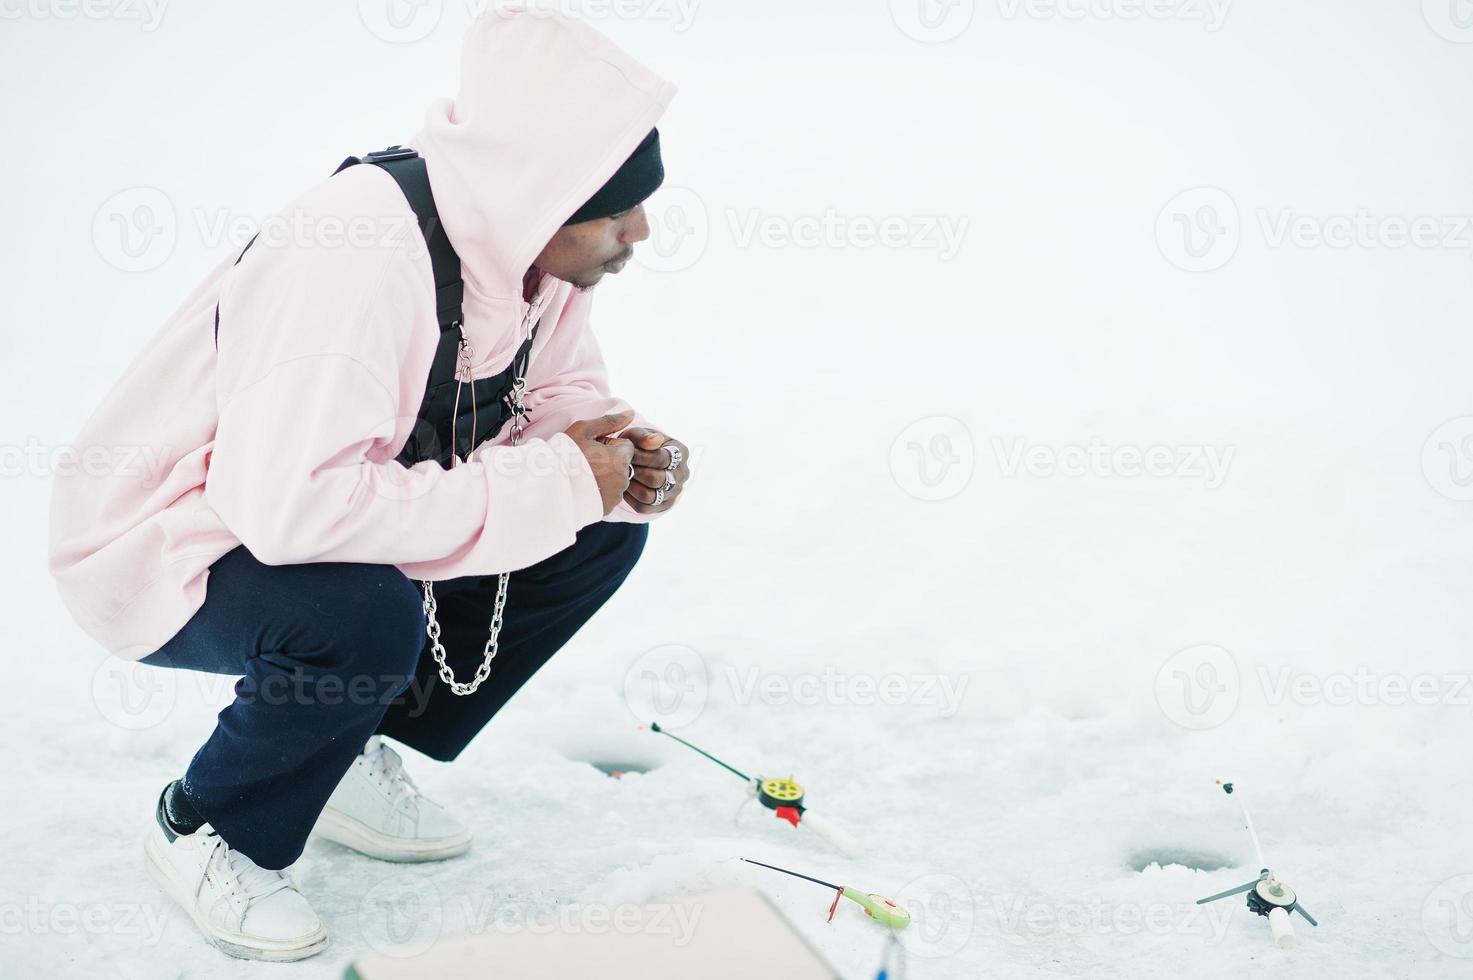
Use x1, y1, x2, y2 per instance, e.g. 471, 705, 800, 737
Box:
362, 737, 422, 810
209, 835, 291, 904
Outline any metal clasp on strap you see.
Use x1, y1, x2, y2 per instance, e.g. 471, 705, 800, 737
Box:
363, 145, 418, 163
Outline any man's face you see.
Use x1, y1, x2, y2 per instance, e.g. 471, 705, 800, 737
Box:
533, 204, 652, 290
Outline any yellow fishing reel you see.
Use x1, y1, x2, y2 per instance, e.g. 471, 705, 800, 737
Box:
757, 775, 805, 811
646, 724, 857, 853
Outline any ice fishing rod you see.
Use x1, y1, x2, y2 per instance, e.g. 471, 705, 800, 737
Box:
873, 930, 905, 980
1195, 780, 1319, 948
647, 722, 860, 856
741, 858, 911, 930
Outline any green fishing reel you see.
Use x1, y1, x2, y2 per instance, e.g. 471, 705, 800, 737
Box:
840, 887, 912, 930
742, 858, 911, 931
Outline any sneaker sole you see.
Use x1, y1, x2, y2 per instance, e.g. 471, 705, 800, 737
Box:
143, 831, 329, 962
312, 806, 473, 863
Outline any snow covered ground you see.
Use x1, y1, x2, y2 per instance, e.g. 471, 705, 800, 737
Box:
5, 2, 1473, 977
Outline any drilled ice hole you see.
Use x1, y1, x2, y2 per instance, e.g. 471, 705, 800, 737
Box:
1127, 848, 1236, 873
587, 760, 657, 778
556, 728, 665, 779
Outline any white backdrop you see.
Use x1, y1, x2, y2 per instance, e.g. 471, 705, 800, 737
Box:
3, 2, 1472, 978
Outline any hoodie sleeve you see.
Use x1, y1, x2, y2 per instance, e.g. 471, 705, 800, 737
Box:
516, 288, 675, 525
205, 213, 607, 575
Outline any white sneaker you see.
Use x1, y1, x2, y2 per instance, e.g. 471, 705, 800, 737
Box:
312, 735, 472, 862
143, 790, 328, 961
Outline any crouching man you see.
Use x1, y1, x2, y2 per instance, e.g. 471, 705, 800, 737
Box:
47, 11, 690, 961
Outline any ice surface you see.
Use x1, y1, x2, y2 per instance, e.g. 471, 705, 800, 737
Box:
4, 2, 1473, 978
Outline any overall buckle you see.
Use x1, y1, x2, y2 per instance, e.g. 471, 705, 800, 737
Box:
363, 145, 418, 163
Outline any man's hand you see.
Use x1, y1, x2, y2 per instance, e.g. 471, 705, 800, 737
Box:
601, 425, 690, 514
564, 412, 637, 515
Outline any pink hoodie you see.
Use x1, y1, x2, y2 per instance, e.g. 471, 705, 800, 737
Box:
48, 9, 678, 661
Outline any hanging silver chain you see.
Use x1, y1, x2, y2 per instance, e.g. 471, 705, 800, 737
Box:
421, 323, 533, 696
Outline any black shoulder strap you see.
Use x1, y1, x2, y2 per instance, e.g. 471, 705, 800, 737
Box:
212, 235, 256, 348
213, 145, 465, 349
343, 147, 465, 331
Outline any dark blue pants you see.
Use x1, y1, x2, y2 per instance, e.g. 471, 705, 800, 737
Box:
142, 520, 648, 870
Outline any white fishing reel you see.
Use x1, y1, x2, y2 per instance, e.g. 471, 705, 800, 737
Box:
1197, 867, 1318, 948
1195, 781, 1320, 949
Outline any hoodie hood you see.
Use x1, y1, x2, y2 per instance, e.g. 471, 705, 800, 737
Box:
410, 8, 676, 351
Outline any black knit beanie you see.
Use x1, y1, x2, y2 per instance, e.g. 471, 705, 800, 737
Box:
564, 128, 664, 225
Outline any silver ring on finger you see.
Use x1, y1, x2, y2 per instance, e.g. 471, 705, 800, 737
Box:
661, 471, 677, 491
654, 486, 667, 506
664, 444, 682, 471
